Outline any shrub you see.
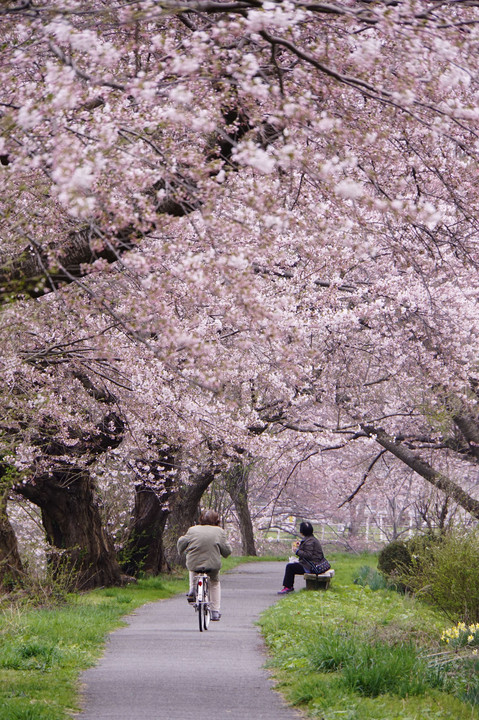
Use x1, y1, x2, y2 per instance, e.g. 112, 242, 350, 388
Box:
405, 528, 479, 623
377, 540, 412, 577
406, 532, 442, 566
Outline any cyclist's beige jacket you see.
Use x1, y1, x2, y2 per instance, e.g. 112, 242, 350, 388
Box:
177, 525, 232, 572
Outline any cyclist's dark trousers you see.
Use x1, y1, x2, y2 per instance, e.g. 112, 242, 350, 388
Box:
283, 562, 305, 589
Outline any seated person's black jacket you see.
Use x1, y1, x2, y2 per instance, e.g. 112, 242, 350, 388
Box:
296, 535, 324, 569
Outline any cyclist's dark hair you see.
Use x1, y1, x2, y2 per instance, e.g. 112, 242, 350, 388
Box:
299, 521, 314, 536
199, 509, 220, 526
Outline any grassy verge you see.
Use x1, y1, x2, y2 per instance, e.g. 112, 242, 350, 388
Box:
259, 552, 479, 720
0, 555, 261, 720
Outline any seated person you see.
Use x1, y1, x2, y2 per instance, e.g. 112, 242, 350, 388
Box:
278, 521, 325, 594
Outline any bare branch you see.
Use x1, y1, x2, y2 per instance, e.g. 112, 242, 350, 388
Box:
338, 449, 387, 508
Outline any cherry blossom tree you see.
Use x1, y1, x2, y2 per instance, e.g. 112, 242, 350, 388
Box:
2, 0, 479, 587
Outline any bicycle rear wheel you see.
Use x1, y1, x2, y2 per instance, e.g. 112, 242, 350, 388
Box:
196, 575, 207, 632
202, 603, 210, 630
195, 575, 210, 632
203, 606, 210, 630
203, 578, 210, 630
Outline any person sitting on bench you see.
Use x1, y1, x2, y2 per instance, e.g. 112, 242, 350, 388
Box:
277, 521, 325, 594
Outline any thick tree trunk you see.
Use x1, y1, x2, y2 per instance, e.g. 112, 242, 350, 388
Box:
0, 500, 24, 589
0, 463, 25, 588
164, 467, 217, 567
13, 409, 125, 589
225, 464, 257, 556
121, 445, 180, 576
16, 466, 122, 589
121, 485, 170, 576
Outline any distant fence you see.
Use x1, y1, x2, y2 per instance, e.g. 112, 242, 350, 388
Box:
258, 517, 432, 552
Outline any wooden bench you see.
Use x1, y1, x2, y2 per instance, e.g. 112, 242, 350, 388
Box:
303, 569, 335, 590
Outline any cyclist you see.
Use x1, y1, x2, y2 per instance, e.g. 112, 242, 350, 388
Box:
177, 509, 231, 621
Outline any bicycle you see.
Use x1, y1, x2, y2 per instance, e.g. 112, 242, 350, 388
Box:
193, 570, 211, 632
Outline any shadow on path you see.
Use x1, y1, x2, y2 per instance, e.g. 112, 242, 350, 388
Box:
77, 561, 301, 720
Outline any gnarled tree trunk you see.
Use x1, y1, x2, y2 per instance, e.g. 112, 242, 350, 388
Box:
121, 485, 170, 576
13, 411, 126, 590
121, 444, 180, 576
17, 465, 122, 589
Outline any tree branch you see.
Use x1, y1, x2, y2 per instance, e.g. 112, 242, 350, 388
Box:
361, 424, 479, 520
0, 100, 256, 305
338, 449, 387, 508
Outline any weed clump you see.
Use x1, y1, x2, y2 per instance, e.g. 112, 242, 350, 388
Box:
341, 641, 430, 698
353, 565, 395, 591
306, 631, 432, 698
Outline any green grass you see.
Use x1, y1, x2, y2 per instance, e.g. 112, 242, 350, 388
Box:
5, 552, 476, 720
0, 572, 190, 719
259, 552, 479, 720
0, 555, 266, 720
0, 573, 189, 717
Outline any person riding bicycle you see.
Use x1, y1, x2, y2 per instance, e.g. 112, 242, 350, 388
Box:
177, 509, 231, 621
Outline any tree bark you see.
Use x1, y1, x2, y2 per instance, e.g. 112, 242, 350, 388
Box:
362, 424, 479, 521
225, 463, 257, 556
121, 444, 180, 576
12, 409, 126, 589
452, 411, 479, 461
121, 485, 170, 576
0, 466, 25, 589
16, 465, 122, 589
164, 466, 218, 566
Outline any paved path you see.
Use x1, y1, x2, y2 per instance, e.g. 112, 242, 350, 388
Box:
78, 561, 301, 720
